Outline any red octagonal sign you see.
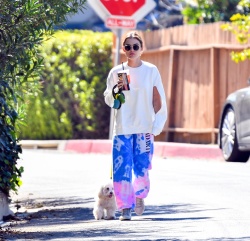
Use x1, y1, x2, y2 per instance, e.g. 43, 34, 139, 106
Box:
100, 0, 146, 17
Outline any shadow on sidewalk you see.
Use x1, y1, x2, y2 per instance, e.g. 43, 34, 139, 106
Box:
1, 199, 233, 241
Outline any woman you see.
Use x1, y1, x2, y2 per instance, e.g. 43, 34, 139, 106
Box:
104, 31, 167, 221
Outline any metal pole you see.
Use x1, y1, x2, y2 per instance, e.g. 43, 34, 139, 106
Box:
109, 29, 122, 139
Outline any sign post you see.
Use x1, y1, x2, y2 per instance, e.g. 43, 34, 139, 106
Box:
87, 0, 156, 138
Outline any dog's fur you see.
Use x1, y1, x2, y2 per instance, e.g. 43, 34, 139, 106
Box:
93, 182, 117, 220
0, 191, 14, 221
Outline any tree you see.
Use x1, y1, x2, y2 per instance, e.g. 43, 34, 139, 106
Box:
221, 0, 250, 62
0, 0, 86, 219
182, 0, 247, 24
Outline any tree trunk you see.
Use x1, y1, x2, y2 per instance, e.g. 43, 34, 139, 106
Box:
0, 191, 14, 221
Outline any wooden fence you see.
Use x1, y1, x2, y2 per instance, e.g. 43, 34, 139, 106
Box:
113, 22, 250, 144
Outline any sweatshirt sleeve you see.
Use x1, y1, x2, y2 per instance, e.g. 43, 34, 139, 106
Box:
103, 70, 115, 108
152, 69, 168, 136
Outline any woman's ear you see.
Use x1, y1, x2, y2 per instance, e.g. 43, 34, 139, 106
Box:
140, 46, 144, 56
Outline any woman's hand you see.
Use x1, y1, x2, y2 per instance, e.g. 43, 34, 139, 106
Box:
117, 79, 123, 90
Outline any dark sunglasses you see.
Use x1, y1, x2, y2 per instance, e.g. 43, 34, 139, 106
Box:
124, 44, 140, 51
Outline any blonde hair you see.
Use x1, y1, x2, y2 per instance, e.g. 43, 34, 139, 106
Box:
122, 31, 143, 48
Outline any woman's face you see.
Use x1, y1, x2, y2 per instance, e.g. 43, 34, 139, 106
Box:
123, 38, 143, 61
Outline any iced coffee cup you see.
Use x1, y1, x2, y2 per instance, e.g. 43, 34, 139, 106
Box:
117, 69, 130, 91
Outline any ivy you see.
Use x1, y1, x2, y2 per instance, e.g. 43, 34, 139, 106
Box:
0, 0, 86, 196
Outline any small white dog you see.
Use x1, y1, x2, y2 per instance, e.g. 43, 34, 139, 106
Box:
93, 182, 117, 220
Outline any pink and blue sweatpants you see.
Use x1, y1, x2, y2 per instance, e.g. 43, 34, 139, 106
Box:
112, 133, 154, 211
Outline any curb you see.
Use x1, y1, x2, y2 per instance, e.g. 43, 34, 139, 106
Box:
20, 140, 223, 160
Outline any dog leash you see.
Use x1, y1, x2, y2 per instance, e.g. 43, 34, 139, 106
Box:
110, 62, 126, 180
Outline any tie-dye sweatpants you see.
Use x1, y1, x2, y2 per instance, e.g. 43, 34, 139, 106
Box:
112, 133, 154, 211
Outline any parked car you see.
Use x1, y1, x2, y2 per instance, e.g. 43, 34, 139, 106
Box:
218, 84, 250, 162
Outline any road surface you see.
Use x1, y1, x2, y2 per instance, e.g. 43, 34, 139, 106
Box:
3, 149, 250, 241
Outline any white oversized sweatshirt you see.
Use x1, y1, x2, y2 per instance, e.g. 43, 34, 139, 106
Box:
104, 61, 167, 136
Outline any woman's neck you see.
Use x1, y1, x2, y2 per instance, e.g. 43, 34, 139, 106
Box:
127, 59, 142, 68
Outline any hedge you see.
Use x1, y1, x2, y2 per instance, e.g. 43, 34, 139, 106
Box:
19, 30, 113, 140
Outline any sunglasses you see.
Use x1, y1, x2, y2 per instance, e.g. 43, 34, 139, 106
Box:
124, 44, 140, 51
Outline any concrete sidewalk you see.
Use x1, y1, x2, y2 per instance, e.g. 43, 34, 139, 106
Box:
20, 139, 223, 160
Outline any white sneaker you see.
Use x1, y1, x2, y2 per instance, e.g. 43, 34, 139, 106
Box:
134, 197, 145, 215
119, 208, 131, 221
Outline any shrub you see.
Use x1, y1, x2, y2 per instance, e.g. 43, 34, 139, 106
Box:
19, 30, 113, 140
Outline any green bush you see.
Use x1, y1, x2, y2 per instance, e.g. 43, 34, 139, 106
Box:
19, 30, 113, 140
0, 0, 86, 196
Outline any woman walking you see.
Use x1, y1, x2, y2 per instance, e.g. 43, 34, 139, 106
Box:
104, 31, 167, 221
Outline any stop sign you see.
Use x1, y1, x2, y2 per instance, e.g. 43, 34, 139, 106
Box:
100, 0, 145, 16
88, 0, 156, 29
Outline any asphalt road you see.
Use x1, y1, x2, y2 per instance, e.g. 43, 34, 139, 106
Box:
4, 149, 250, 241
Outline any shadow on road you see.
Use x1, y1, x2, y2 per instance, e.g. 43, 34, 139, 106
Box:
2, 198, 247, 241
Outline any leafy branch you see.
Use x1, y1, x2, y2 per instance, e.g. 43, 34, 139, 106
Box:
221, 0, 250, 62
0, 0, 86, 196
